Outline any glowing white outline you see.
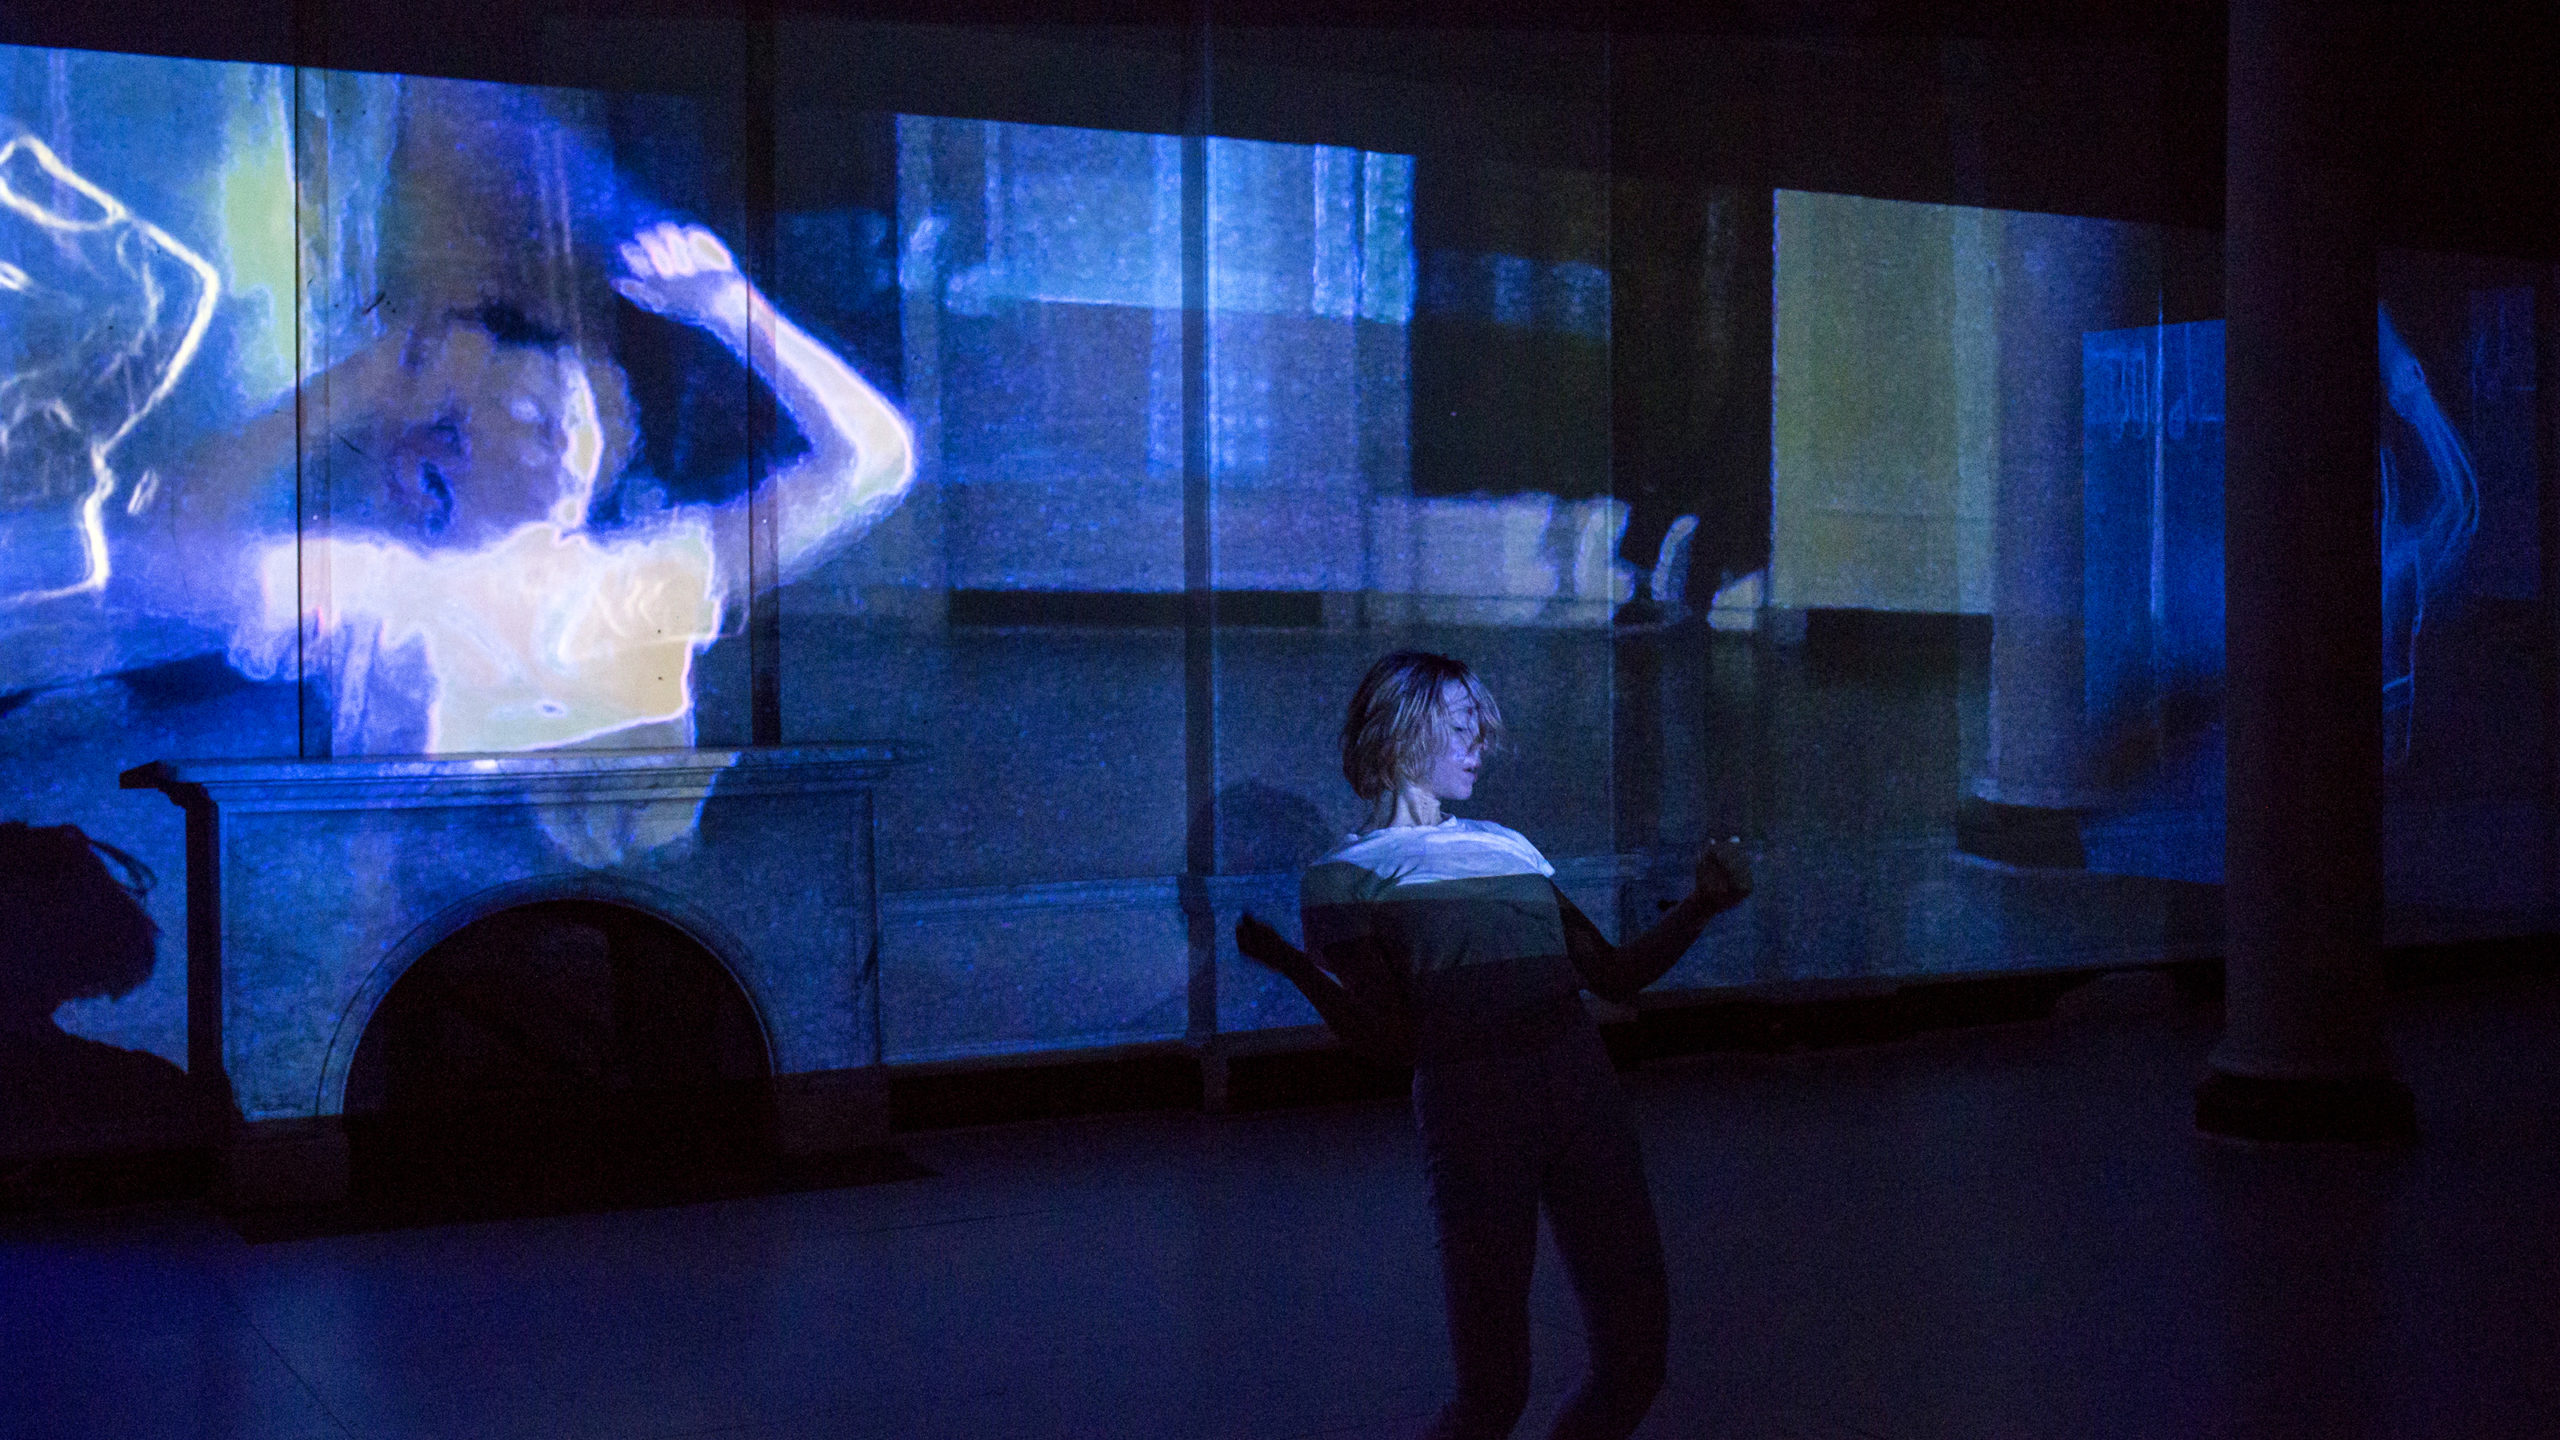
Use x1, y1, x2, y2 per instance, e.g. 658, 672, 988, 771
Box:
0, 131, 222, 605
2377, 304, 2483, 768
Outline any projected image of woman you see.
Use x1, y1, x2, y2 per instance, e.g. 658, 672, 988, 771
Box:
1236, 652, 1750, 1440
118, 221, 913, 760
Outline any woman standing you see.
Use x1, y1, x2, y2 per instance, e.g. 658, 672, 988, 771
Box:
1237, 651, 1748, 1440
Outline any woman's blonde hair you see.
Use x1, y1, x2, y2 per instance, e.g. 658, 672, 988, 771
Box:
1340, 651, 1505, 801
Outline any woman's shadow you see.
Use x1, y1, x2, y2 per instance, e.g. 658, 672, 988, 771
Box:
0, 822, 221, 1189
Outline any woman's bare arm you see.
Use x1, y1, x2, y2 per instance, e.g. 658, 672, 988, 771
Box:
1235, 913, 1415, 1067
1561, 842, 1752, 1005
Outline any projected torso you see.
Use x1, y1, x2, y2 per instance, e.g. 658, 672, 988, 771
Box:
122, 221, 914, 760
243, 522, 719, 755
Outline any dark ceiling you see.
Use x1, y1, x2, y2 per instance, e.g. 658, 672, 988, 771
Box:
8, 0, 2560, 257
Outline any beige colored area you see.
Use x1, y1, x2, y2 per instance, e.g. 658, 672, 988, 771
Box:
245, 523, 728, 869
1773, 190, 1999, 615
255, 521, 723, 754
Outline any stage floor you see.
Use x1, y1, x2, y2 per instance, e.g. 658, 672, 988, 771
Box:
7, 966, 2558, 1439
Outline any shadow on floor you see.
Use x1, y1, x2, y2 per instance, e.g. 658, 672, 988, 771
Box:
235, 1102, 938, 1244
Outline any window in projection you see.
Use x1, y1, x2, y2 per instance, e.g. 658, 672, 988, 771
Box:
2081, 318, 2225, 798
1768, 190, 2224, 976
1772, 188, 2553, 953
892, 116, 1415, 595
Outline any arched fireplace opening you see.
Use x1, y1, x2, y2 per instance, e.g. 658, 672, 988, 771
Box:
343, 899, 773, 1215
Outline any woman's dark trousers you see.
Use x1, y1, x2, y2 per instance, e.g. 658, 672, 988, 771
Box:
1412, 1021, 1669, 1440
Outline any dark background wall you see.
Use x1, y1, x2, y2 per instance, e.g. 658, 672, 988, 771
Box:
7, 0, 2557, 261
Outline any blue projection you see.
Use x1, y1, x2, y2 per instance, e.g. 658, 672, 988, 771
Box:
0, 127, 220, 606
193, 220, 914, 758
2379, 304, 2483, 766
2084, 318, 2226, 749
2457, 287, 2538, 602
2086, 307, 2495, 781
0, 65, 916, 767
5, 33, 2553, 1123
0, 54, 924, 882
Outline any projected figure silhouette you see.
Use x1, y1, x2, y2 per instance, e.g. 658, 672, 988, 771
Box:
2377, 305, 2481, 767
0, 129, 220, 606
124, 222, 914, 763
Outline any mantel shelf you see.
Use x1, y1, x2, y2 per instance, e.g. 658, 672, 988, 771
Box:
121, 745, 910, 814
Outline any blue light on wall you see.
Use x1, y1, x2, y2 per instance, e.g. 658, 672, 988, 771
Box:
2083, 318, 2225, 745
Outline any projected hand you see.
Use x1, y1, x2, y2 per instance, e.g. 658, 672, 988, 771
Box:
1235, 913, 1312, 977
613, 222, 752, 334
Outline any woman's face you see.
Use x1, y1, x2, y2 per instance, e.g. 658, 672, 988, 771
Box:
1412, 679, 1487, 802
372, 325, 607, 547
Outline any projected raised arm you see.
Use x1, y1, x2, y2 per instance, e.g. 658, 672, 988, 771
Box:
612, 223, 915, 579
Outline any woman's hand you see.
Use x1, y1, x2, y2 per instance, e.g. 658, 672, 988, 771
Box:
613, 222, 753, 335
1235, 912, 1312, 976
1693, 838, 1753, 909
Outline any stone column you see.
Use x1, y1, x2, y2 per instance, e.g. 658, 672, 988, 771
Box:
2197, 0, 2412, 1143
1959, 212, 2136, 867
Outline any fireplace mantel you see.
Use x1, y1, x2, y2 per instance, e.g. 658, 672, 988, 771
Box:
124, 745, 899, 811
123, 744, 906, 1207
